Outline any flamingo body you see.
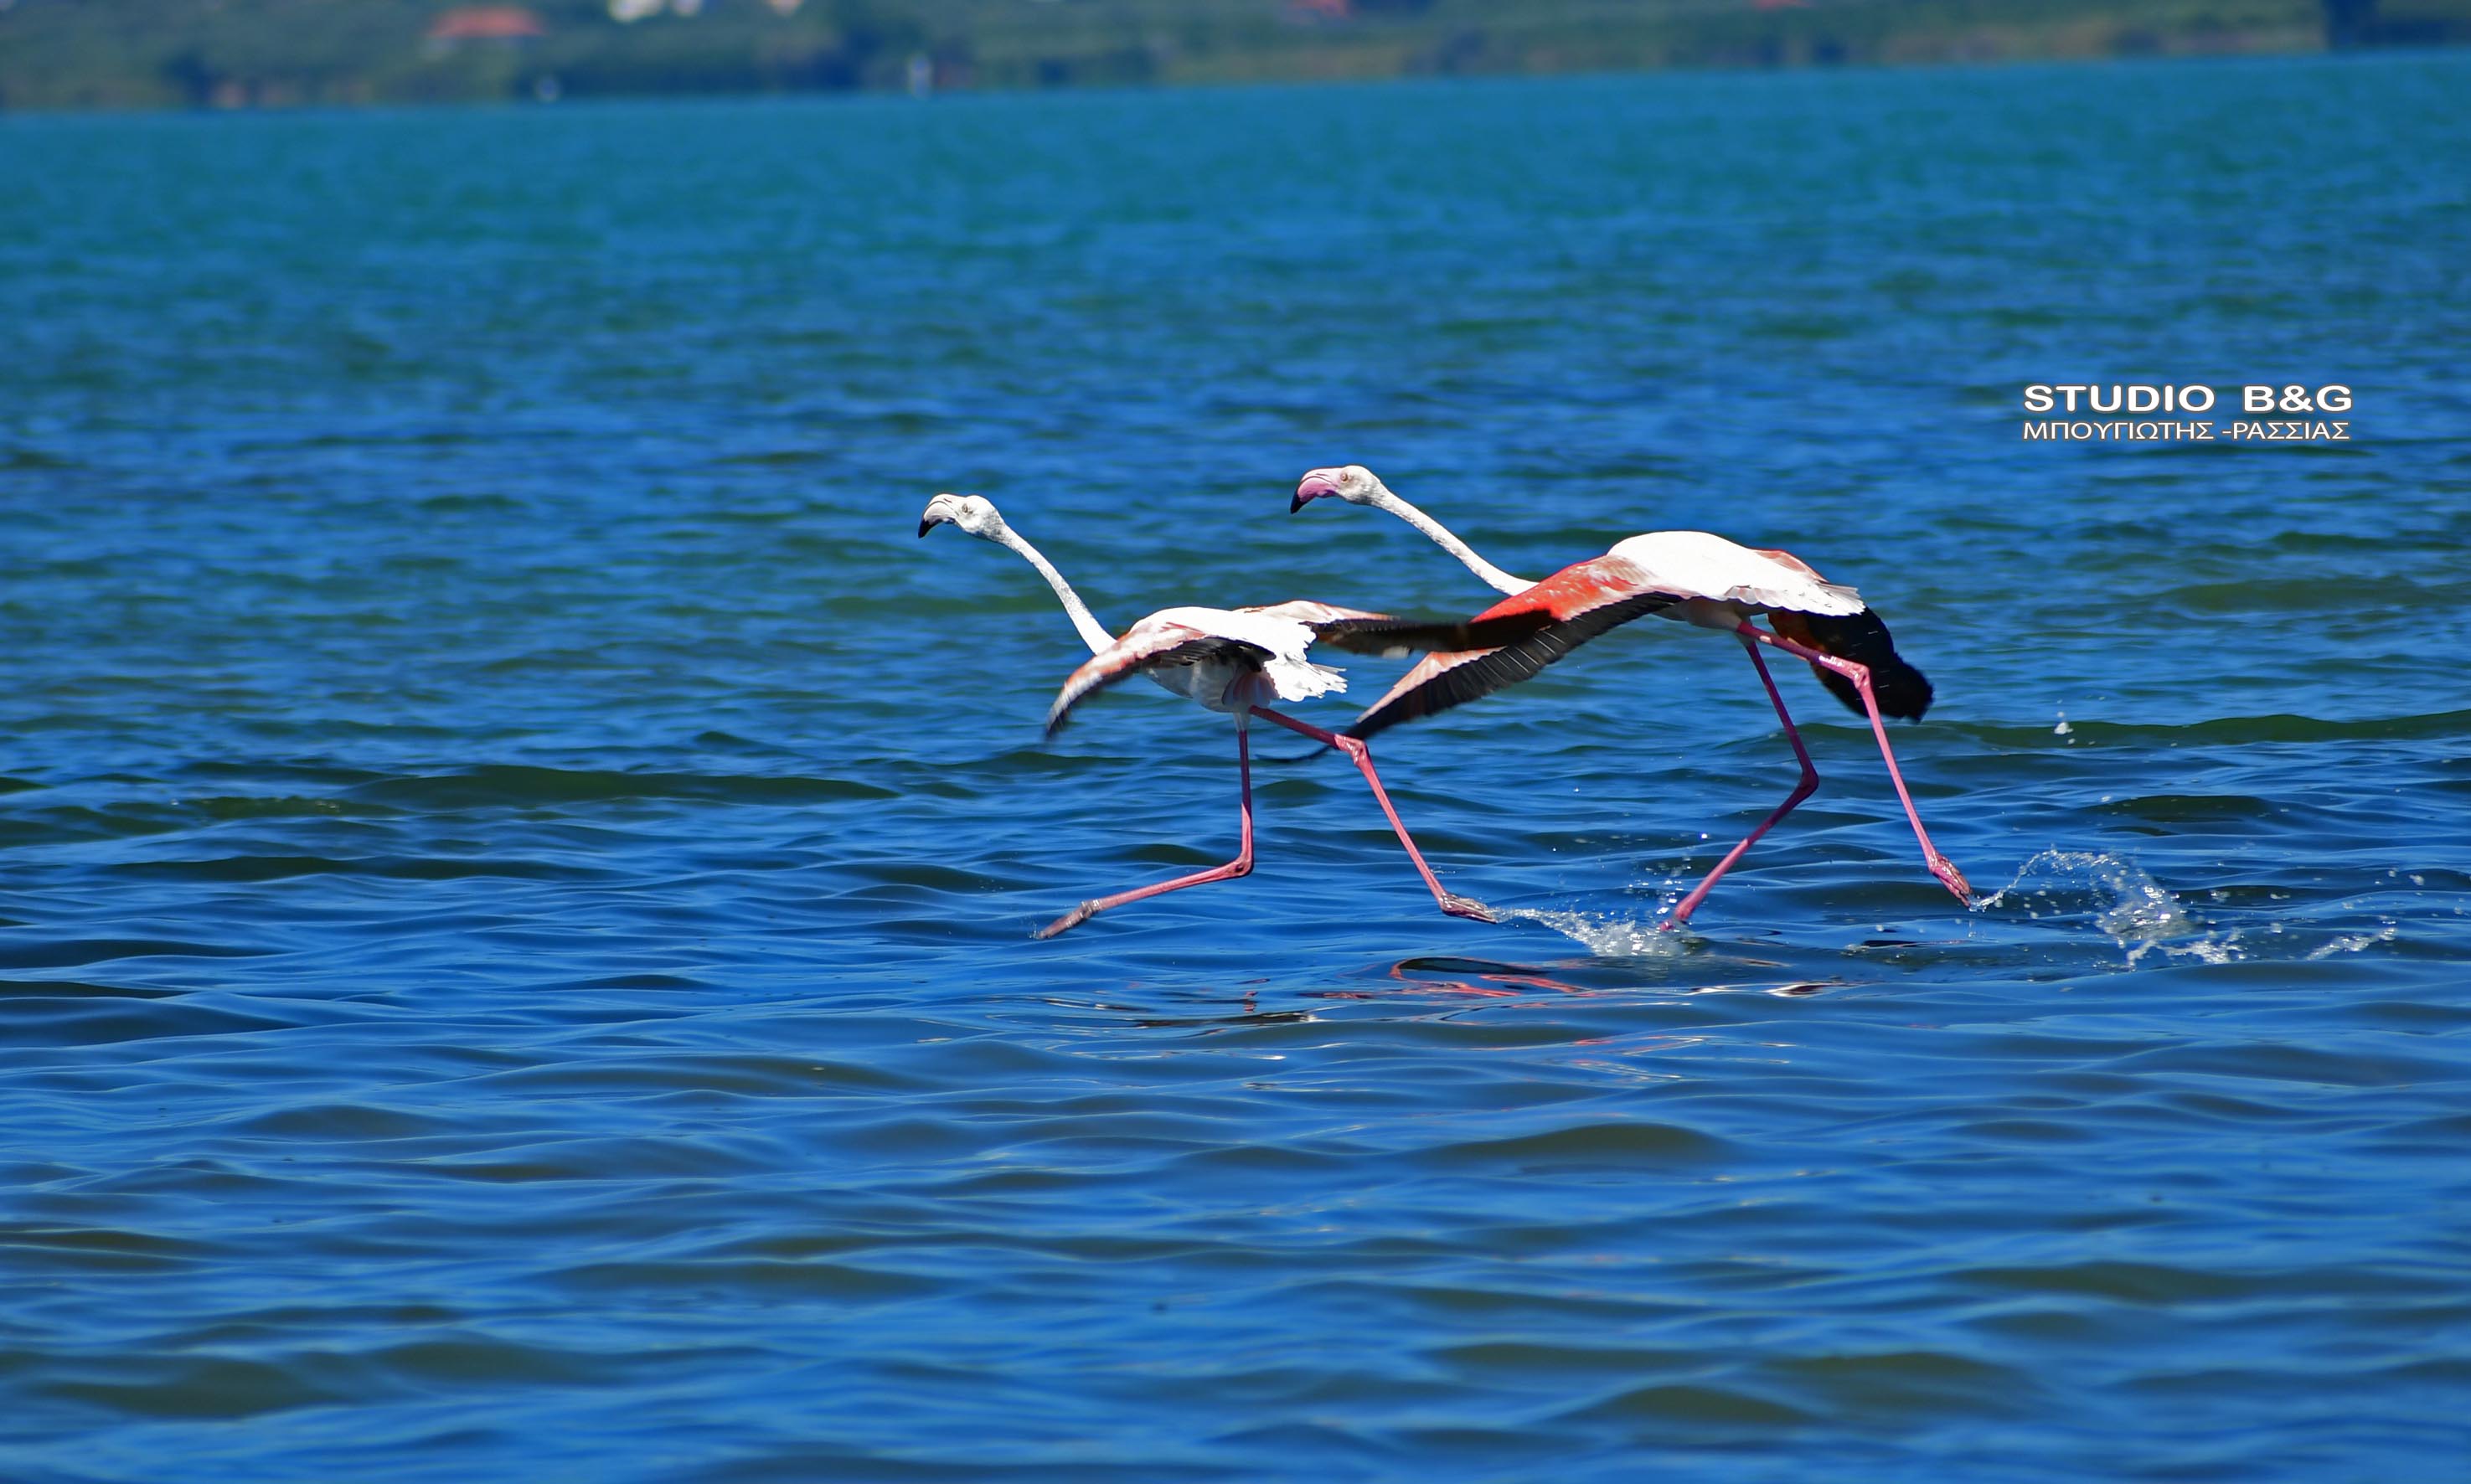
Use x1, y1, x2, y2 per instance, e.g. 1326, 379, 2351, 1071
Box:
1290, 465, 1968, 920
918, 492, 1539, 935
1603, 532, 1865, 625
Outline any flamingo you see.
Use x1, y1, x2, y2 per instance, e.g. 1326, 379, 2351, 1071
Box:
1289, 466, 1971, 927
918, 492, 1542, 939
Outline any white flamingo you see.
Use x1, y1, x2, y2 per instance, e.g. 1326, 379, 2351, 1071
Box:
919, 493, 1538, 938
1290, 466, 1970, 927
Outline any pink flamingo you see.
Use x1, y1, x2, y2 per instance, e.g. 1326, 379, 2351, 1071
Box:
921, 493, 1540, 938
1291, 466, 1971, 927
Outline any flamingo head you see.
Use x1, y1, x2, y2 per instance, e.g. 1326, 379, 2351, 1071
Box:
918, 492, 1004, 540
1292, 464, 1385, 513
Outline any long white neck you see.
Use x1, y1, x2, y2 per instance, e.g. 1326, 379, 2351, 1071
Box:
990, 523, 1114, 655
1368, 486, 1532, 595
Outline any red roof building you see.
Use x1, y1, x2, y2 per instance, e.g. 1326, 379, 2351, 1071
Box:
426, 7, 548, 43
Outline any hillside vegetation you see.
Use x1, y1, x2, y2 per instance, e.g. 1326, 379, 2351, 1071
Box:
3, 0, 2465, 111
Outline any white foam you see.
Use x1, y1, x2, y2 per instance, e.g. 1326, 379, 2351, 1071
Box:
1496, 906, 1692, 959
1980, 848, 2238, 964
2305, 924, 2399, 959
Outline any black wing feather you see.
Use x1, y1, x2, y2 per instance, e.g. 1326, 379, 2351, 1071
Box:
1785, 609, 1934, 721
1045, 635, 1272, 738
1344, 592, 1677, 741
1311, 610, 1556, 659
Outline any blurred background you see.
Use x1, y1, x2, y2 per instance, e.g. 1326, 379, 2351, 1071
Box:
4, 0, 2468, 111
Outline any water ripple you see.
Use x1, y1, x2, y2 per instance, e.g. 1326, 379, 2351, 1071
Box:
4, 55, 2470, 1484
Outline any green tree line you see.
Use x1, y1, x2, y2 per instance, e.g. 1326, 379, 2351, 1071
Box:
3, 0, 2466, 111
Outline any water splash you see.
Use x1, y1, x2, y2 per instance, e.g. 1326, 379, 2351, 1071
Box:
1980, 849, 2238, 964
1496, 907, 1692, 959
2306, 924, 2399, 959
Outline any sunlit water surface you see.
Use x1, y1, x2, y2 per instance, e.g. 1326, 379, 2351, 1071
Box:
3, 54, 2468, 1481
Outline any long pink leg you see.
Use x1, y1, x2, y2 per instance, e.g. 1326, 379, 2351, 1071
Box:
1741, 621, 1972, 903
1251, 707, 1496, 923
1664, 631, 1821, 930
1034, 719, 1257, 940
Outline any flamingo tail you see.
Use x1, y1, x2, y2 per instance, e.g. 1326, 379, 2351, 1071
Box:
1769, 610, 1934, 721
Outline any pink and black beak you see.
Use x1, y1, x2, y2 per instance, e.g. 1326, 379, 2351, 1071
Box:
1291, 471, 1341, 513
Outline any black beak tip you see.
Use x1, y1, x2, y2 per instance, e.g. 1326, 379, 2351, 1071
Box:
916, 518, 934, 538
1288, 493, 1308, 514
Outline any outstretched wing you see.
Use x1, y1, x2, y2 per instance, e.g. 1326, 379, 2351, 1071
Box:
1343, 557, 1680, 741
1045, 618, 1271, 737
1241, 599, 1555, 659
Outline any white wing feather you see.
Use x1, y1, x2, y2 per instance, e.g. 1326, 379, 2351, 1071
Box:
1145, 605, 1344, 703
1607, 531, 1865, 615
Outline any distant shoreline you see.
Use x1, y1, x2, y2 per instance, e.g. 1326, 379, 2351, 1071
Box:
3, 0, 2465, 116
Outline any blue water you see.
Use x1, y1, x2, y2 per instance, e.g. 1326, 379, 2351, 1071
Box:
5, 53, 2469, 1481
